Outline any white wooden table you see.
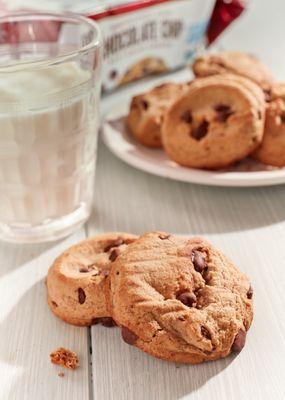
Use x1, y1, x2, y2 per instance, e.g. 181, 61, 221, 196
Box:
1, 1, 285, 399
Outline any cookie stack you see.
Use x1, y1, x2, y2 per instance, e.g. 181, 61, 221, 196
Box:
47, 231, 253, 364
127, 51, 285, 168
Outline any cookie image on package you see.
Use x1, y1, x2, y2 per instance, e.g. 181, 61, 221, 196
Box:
108, 232, 253, 364
127, 82, 189, 147
192, 51, 274, 89
119, 57, 168, 86
47, 232, 137, 326
162, 75, 265, 169
252, 83, 285, 167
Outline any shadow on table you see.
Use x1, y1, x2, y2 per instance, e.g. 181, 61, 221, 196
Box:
0, 278, 89, 400
0, 241, 58, 279
0, 229, 85, 280
91, 325, 236, 400
91, 144, 285, 235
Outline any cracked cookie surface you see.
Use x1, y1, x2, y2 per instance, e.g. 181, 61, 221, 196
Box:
47, 232, 137, 326
108, 232, 253, 364
162, 75, 265, 169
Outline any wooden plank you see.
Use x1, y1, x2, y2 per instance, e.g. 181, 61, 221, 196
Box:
0, 230, 91, 400
89, 140, 285, 399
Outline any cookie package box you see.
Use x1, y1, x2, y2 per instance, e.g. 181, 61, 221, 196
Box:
0, 0, 247, 91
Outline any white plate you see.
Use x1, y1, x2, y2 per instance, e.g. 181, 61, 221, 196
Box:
102, 103, 285, 188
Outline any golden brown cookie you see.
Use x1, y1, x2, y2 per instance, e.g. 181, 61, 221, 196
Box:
127, 82, 189, 147
252, 84, 285, 166
120, 57, 168, 86
161, 75, 265, 169
47, 232, 137, 326
108, 232, 253, 364
192, 51, 274, 89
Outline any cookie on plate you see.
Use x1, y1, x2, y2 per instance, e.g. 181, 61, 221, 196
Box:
252, 83, 285, 166
119, 57, 168, 86
127, 82, 189, 147
192, 51, 274, 89
47, 232, 137, 326
161, 75, 265, 169
107, 232, 253, 364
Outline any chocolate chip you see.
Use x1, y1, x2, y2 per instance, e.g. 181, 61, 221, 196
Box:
214, 104, 231, 113
257, 110, 262, 120
101, 317, 116, 327
263, 88, 272, 102
181, 110, 193, 123
178, 316, 186, 321
158, 234, 171, 240
79, 267, 89, 273
121, 326, 138, 345
192, 250, 207, 273
231, 329, 246, 352
247, 286, 253, 299
141, 99, 149, 110
191, 120, 209, 140
78, 288, 86, 304
217, 111, 234, 122
109, 70, 117, 79
281, 113, 285, 123
51, 301, 58, 308
109, 248, 119, 262
201, 326, 211, 340
142, 67, 151, 76
92, 317, 116, 328
104, 238, 124, 252
177, 291, 196, 307
214, 104, 233, 122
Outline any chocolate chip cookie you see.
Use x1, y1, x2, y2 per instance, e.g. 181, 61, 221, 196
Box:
119, 57, 168, 86
162, 75, 265, 169
108, 232, 253, 364
192, 51, 274, 89
127, 82, 189, 147
47, 232, 137, 326
252, 83, 285, 166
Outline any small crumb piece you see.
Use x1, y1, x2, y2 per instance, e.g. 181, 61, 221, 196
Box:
50, 347, 79, 370
58, 372, 65, 378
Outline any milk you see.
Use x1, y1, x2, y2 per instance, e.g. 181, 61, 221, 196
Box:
0, 62, 98, 228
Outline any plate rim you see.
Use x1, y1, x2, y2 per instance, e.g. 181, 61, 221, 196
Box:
101, 103, 285, 188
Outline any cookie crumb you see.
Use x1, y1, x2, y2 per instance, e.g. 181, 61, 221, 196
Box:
50, 348, 79, 370
58, 371, 65, 378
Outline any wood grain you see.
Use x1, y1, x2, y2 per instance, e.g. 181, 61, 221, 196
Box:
90, 143, 285, 400
0, 230, 90, 400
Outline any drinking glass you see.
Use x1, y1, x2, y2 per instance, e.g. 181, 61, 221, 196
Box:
0, 12, 102, 242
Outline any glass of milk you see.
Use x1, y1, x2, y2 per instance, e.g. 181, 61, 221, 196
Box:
0, 13, 102, 242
